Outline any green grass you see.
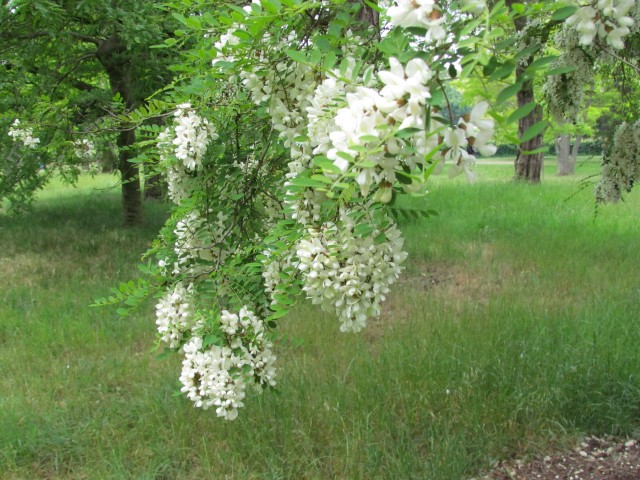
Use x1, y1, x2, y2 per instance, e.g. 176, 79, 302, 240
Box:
1, 160, 639, 479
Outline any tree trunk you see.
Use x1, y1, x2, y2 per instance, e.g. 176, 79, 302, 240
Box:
557, 133, 581, 176
507, 0, 547, 183
117, 128, 142, 226
96, 35, 143, 226
570, 135, 581, 170
144, 172, 166, 200
556, 133, 571, 175
514, 71, 545, 182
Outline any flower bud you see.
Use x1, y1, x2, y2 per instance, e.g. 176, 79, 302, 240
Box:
373, 186, 393, 203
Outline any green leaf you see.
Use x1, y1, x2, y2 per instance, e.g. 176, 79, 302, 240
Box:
508, 101, 537, 123
395, 127, 422, 139
313, 155, 341, 174
310, 174, 333, 184
489, 62, 516, 81
525, 55, 558, 73
354, 223, 374, 237
261, 0, 281, 14
323, 51, 337, 69
286, 48, 307, 64
308, 48, 322, 65
267, 309, 290, 320
496, 82, 522, 104
551, 5, 577, 21
510, 3, 526, 14
314, 36, 331, 51
521, 147, 549, 154
520, 120, 548, 143
545, 65, 577, 76
290, 176, 327, 188
514, 43, 541, 61
336, 151, 354, 162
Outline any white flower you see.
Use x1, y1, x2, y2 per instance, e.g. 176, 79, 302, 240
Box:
567, 6, 598, 45
567, 1, 634, 50
295, 213, 407, 333
464, 102, 497, 157
73, 139, 96, 161
7, 119, 40, 148
460, 0, 486, 15
156, 283, 198, 348
387, 0, 437, 28
178, 305, 277, 419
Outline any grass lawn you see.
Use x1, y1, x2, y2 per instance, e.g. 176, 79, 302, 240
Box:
1, 159, 639, 479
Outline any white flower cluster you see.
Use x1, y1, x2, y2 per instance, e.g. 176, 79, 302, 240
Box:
441, 102, 497, 182
295, 214, 407, 333
156, 282, 199, 349
596, 120, 640, 202
179, 306, 276, 420
542, 45, 593, 122
7, 119, 39, 148
566, 0, 635, 50
154, 100, 280, 419
172, 102, 217, 170
73, 139, 96, 161
323, 58, 436, 197
387, 0, 447, 43
157, 103, 218, 204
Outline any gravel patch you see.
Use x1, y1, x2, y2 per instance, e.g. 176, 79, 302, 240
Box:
477, 436, 640, 479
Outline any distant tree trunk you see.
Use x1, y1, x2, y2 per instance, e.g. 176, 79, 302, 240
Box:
571, 135, 581, 165
557, 134, 581, 175
556, 134, 582, 175
556, 134, 571, 175
96, 34, 143, 226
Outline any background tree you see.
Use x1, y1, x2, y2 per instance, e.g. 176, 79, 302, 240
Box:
0, 0, 177, 224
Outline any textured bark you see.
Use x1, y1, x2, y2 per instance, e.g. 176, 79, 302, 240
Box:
514, 69, 545, 183
507, 0, 548, 183
96, 35, 143, 226
117, 128, 142, 226
144, 173, 166, 200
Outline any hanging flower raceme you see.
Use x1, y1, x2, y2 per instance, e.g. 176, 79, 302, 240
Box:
171, 102, 217, 171
596, 120, 640, 203
178, 307, 277, 420
157, 103, 218, 205
318, 57, 437, 198
155, 282, 199, 349
542, 44, 594, 122
294, 211, 407, 333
